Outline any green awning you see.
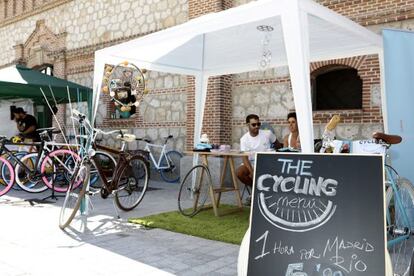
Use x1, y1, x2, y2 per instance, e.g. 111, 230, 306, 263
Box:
0, 64, 91, 105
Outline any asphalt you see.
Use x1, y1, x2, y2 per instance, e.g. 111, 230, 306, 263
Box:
0, 179, 245, 276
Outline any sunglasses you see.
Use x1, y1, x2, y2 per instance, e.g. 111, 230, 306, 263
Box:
249, 122, 261, 127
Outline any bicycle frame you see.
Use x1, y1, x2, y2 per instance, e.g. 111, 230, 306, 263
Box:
144, 142, 170, 170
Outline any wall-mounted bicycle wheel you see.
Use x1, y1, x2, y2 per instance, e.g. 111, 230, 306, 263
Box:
160, 150, 183, 183
178, 164, 211, 217
115, 155, 149, 211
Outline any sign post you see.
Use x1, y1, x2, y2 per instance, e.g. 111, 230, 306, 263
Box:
247, 153, 386, 276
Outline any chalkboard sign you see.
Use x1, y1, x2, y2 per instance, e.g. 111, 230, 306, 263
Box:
247, 153, 385, 276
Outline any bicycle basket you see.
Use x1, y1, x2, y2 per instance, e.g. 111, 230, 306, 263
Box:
351, 140, 386, 155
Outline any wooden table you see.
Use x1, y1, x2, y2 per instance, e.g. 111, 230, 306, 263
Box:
185, 150, 253, 216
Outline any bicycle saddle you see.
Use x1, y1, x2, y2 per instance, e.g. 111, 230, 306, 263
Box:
136, 137, 151, 143
116, 133, 136, 143
372, 132, 402, 145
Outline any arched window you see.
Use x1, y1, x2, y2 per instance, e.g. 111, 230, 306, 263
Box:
311, 65, 362, 110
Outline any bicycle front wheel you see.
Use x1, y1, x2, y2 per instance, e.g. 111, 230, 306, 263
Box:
160, 150, 183, 183
178, 164, 211, 217
114, 155, 149, 211
0, 156, 14, 196
386, 177, 414, 276
59, 164, 89, 229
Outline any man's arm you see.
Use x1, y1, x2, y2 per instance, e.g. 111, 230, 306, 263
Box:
22, 125, 36, 135
17, 123, 25, 132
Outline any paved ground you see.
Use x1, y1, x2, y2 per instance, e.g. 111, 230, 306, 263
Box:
0, 180, 245, 276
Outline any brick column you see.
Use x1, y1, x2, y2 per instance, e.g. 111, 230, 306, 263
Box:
52, 52, 67, 134
186, 0, 233, 149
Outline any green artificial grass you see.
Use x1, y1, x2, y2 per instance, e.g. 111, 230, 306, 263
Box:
128, 205, 250, 245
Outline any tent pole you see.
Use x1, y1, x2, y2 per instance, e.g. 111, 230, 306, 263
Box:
281, 0, 314, 153
378, 49, 388, 133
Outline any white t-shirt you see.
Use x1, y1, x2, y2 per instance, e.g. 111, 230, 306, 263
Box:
240, 129, 276, 153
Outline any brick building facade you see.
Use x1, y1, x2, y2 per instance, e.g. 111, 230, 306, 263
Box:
1, 0, 413, 151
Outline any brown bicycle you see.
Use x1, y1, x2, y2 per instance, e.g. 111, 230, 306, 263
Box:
59, 112, 149, 229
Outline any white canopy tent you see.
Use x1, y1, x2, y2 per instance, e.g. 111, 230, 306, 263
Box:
92, 0, 383, 153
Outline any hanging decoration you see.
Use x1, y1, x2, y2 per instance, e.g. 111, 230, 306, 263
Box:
257, 25, 274, 70
101, 61, 149, 118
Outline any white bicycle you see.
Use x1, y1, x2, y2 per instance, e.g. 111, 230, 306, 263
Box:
136, 135, 182, 183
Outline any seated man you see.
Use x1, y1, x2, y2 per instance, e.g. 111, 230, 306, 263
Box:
237, 114, 280, 204
12, 107, 40, 142
283, 112, 300, 150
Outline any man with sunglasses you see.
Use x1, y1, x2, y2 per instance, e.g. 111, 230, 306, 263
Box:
237, 114, 280, 204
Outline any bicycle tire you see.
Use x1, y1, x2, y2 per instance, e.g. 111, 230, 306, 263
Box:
0, 156, 14, 196
41, 149, 81, 193
386, 177, 414, 276
3, 151, 26, 191
14, 152, 49, 193
160, 150, 183, 183
90, 151, 117, 189
59, 164, 89, 229
114, 155, 149, 211
178, 164, 211, 217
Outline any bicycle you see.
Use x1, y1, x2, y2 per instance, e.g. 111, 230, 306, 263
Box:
320, 130, 414, 276
59, 110, 149, 229
178, 164, 213, 217
8, 129, 81, 193
0, 133, 81, 194
136, 135, 183, 183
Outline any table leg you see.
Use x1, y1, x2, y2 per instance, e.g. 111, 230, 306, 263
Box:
216, 156, 229, 207
229, 157, 243, 209
201, 154, 219, 216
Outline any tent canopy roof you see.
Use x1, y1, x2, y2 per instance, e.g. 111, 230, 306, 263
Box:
93, 0, 383, 153
0, 64, 91, 104
95, 0, 382, 76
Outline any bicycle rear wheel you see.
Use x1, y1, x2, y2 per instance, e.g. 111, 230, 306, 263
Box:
114, 155, 149, 211
386, 177, 414, 276
0, 157, 14, 196
178, 164, 211, 217
160, 150, 183, 183
59, 164, 89, 229
90, 151, 117, 189
14, 152, 48, 193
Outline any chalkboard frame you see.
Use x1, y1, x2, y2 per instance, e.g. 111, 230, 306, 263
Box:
245, 152, 386, 276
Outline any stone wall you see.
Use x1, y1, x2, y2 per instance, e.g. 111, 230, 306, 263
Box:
1, 0, 414, 154
0, 0, 187, 65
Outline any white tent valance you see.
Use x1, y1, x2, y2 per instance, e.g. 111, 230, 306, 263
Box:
93, 0, 383, 152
